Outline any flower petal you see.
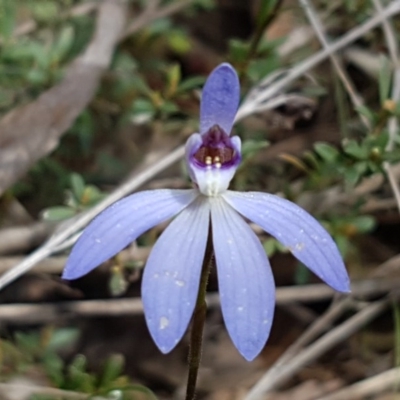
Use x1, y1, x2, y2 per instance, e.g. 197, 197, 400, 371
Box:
63, 189, 198, 280
200, 63, 240, 135
142, 197, 210, 354
210, 197, 275, 361
223, 191, 350, 292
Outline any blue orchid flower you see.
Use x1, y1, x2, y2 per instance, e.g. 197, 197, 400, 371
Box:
63, 63, 350, 361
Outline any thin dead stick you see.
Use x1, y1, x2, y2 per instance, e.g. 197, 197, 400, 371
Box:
317, 367, 400, 400
0, 278, 397, 323
372, 0, 399, 64
264, 297, 353, 380
298, 0, 371, 129
0, 222, 55, 255
374, 0, 400, 213
1, 0, 400, 293
259, 250, 400, 387
382, 68, 400, 212
244, 299, 389, 400
122, 0, 194, 39
0, 245, 150, 274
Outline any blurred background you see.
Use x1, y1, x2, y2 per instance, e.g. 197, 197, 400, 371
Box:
0, 0, 400, 399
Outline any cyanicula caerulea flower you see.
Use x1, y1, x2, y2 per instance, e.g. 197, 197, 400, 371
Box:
63, 63, 350, 361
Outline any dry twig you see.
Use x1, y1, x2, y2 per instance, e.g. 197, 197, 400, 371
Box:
0, 222, 55, 255
317, 367, 400, 400
0, 381, 104, 400
244, 299, 389, 399
0, 278, 397, 323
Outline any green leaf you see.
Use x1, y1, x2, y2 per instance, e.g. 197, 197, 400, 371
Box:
47, 328, 80, 353
42, 206, 76, 221
343, 140, 368, 160
30, 1, 59, 23
82, 186, 106, 206
352, 215, 376, 233
0, 0, 16, 42
263, 238, 277, 257
257, 0, 280, 29
43, 353, 65, 387
99, 354, 125, 388
294, 263, 310, 285
130, 75, 152, 96
314, 142, 339, 162
67, 354, 95, 392
159, 100, 179, 114
130, 98, 156, 124
148, 18, 171, 35
177, 76, 205, 93
113, 52, 138, 73
51, 25, 75, 64
241, 139, 269, 161
229, 39, 250, 63
247, 58, 279, 82
15, 332, 41, 357
27, 68, 48, 85
356, 105, 375, 123
335, 234, 350, 257
378, 55, 392, 105
109, 268, 129, 297
168, 30, 191, 54
344, 161, 368, 186
70, 173, 86, 202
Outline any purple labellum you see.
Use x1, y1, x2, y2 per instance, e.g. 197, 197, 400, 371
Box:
192, 124, 241, 170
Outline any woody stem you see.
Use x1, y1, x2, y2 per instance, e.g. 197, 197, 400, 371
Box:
185, 224, 214, 400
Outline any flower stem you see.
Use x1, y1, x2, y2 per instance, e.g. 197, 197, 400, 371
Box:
185, 227, 214, 400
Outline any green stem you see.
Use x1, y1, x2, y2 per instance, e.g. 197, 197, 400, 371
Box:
238, 0, 284, 80
185, 227, 214, 400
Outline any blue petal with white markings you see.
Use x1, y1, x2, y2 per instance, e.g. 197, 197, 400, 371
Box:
222, 191, 350, 292
63, 189, 198, 280
200, 63, 240, 135
142, 197, 210, 354
211, 197, 275, 361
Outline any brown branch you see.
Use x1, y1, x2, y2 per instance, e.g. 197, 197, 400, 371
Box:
244, 299, 389, 399
318, 367, 400, 400
0, 0, 127, 196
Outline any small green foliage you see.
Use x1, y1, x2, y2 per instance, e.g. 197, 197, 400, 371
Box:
29, 1, 60, 23
240, 139, 270, 162
263, 237, 289, 257
42, 173, 107, 221
324, 215, 376, 257
109, 265, 129, 297
314, 142, 340, 163
302, 128, 399, 188
0, 0, 16, 42
228, 36, 282, 83
378, 56, 392, 106
294, 264, 311, 286
1, 328, 155, 399
256, 0, 281, 30
128, 63, 204, 124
